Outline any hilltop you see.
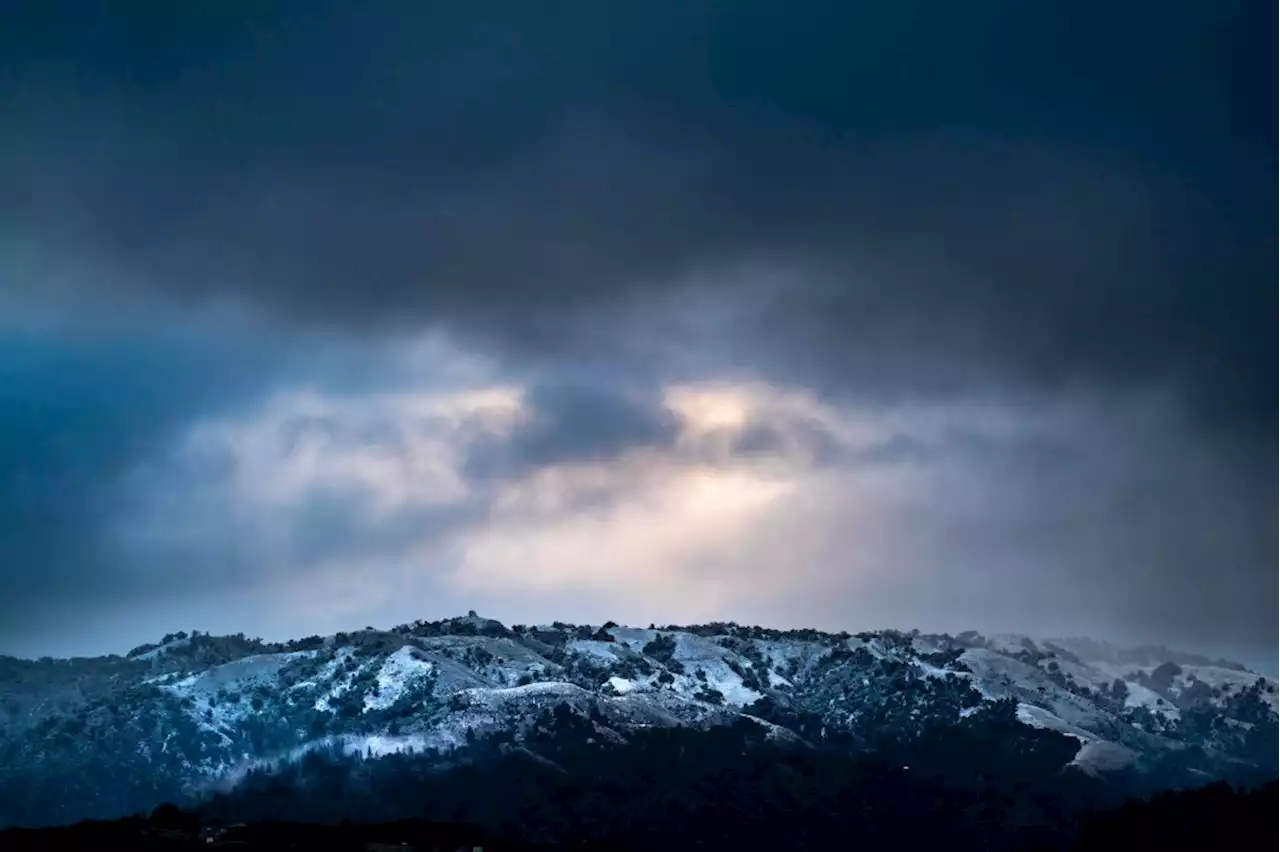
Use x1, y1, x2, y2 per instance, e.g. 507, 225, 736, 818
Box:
1, 615, 1275, 831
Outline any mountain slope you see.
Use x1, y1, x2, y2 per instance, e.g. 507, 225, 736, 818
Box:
0, 615, 1275, 827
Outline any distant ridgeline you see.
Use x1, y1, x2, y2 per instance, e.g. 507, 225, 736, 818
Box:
0, 615, 1275, 846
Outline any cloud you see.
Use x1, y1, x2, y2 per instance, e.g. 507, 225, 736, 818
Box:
0, 3, 1272, 664
660, 391, 1276, 663
463, 381, 681, 481
0, 323, 286, 640
0, 330, 509, 653
12, 360, 1267, 665
1, 2, 1271, 442
0, 355, 863, 652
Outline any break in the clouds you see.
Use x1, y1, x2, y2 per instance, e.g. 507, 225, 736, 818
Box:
0, 2, 1273, 668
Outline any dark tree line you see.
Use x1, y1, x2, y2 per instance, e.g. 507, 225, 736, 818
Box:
1, 694, 1273, 850
189, 699, 1144, 851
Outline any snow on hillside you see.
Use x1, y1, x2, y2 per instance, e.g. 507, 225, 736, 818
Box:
4, 618, 1276, 806
363, 646, 437, 712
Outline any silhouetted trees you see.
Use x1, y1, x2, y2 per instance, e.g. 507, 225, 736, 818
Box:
1, 699, 1273, 851
188, 699, 1137, 851
1072, 780, 1277, 850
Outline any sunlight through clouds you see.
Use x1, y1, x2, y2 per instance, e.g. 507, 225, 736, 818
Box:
0, 1, 1269, 670
455, 464, 798, 598
72, 342, 1273, 666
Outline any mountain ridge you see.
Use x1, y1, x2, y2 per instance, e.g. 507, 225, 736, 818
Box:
1, 614, 1275, 828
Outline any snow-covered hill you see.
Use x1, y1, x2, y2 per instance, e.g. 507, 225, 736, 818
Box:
0, 615, 1275, 826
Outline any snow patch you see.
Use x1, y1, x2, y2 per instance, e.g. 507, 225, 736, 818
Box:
567, 639, 626, 664
363, 646, 437, 712
1123, 681, 1180, 720
1070, 740, 1139, 775
1015, 703, 1091, 743
607, 676, 643, 695
464, 681, 592, 702
608, 627, 660, 651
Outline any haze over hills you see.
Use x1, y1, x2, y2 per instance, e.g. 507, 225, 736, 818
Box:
1, 614, 1274, 830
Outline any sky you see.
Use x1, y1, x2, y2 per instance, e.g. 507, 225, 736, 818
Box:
0, 2, 1274, 670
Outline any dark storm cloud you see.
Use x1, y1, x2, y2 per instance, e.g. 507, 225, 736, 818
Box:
0, 326, 285, 644
0, 2, 1273, 658
2, 2, 1271, 430
730, 419, 841, 466
465, 381, 680, 481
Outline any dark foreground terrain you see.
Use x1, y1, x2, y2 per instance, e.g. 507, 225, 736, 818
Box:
1071, 781, 1277, 849
1, 781, 1273, 852
0, 814, 521, 852
2, 777, 1280, 849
